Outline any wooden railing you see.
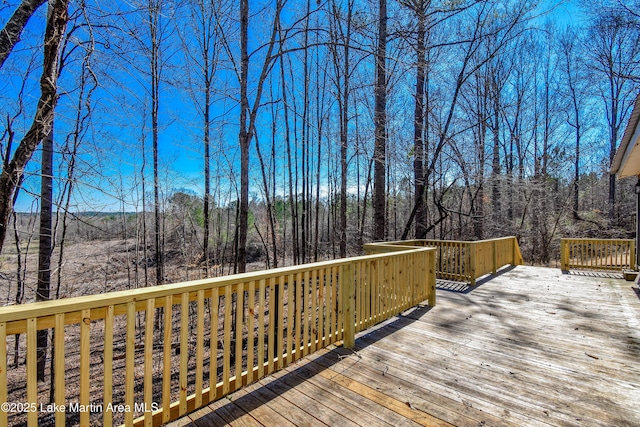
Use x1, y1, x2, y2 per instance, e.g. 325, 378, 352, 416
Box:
365, 236, 523, 285
0, 246, 435, 427
560, 238, 636, 272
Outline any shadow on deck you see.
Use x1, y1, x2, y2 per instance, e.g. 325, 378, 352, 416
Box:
436, 265, 517, 294
172, 265, 640, 427
177, 304, 439, 427
562, 269, 625, 279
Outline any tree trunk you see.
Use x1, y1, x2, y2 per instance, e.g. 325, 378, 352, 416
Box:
203, 75, 211, 274
237, 0, 249, 273
373, 0, 387, 241
490, 76, 501, 230
149, 0, 164, 285
0, 0, 47, 69
36, 125, 53, 381
413, 11, 427, 239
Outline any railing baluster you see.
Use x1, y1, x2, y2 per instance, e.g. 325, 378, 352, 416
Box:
406, 254, 412, 304
0, 322, 6, 427
377, 258, 384, 318
336, 265, 343, 341
369, 261, 377, 325
395, 256, 400, 311
103, 309, 115, 423
258, 278, 266, 378
234, 283, 244, 390
356, 262, 363, 331
317, 268, 324, 348
329, 266, 335, 342
384, 258, 390, 314
222, 286, 232, 396
80, 310, 91, 425
295, 273, 303, 361
267, 277, 275, 374
367, 261, 373, 327
26, 317, 37, 427
54, 313, 65, 427
410, 253, 416, 304
180, 292, 189, 415
384, 258, 390, 317
209, 287, 219, 401
457, 242, 461, 278
195, 290, 205, 408
392, 257, 398, 312
144, 299, 155, 427
407, 254, 414, 307
389, 257, 395, 315
246, 280, 255, 384
267, 276, 278, 374
286, 274, 294, 366
302, 270, 310, 357
162, 295, 173, 423
311, 269, 318, 352
402, 254, 407, 306
365, 261, 371, 327
276, 276, 285, 370
364, 261, 370, 327
125, 302, 135, 427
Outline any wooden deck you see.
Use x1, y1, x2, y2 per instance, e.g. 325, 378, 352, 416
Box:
167, 265, 640, 427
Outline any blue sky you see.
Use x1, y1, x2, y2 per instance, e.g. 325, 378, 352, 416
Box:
1, 0, 601, 213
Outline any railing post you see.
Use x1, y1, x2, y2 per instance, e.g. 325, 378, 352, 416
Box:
341, 262, 355, 348
630, 240, 636, 270
513, 237, 523, 265
469, 242, 477, 286
561, 239, 568, 271
492, 240, 498, 274
427, 249, 436, 307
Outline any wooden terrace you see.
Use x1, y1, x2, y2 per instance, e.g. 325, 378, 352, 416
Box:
169, 265, 640, 427
1, 237, 639, 426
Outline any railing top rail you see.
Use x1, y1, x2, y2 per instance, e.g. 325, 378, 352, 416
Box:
369, 236, 518, 246
562, 238, 634, 242
363, 243, 427, 251
0, 246, 434, 323
365, 240, 430, 246
471, 236, 518, 244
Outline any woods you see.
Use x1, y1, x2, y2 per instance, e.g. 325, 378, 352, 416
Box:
1, 0, 640, 297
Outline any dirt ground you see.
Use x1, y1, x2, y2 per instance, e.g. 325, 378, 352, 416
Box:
0, 238, 285, 427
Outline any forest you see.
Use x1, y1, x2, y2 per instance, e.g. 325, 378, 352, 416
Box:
1, 0, 640, 306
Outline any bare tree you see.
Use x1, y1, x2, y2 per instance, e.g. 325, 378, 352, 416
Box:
588, 7, 640, 220
235, 0, 284, 272
149, 0, 164, 284
559, 27, 586, 219
0, 0, 70, 255
179, 0, 223, 275
401, 0, 530, 239
328, 0, 354, 257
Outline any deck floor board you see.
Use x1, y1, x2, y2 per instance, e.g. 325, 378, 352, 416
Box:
168, 265, 640, 427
